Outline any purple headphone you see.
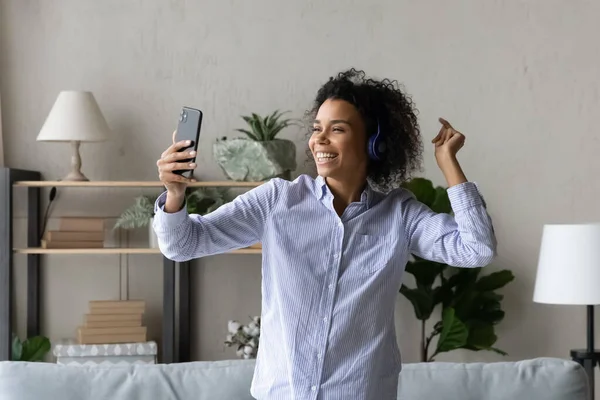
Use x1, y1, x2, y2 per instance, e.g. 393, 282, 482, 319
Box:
367, 119, 386, 161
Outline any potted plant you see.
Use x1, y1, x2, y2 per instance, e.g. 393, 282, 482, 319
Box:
399, 177, 515, 362
224, 316, 261, 359
213, 110, 298, 181
114, 187, 235, 247
12, 333, 51, 362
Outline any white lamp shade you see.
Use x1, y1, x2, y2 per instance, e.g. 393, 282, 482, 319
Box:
37, 91, 110, 142
533, 223, 600, 305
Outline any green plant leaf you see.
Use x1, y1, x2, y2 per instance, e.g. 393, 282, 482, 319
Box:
241, 115, 264, 141
186, 187, 233, 215
235, 128, 260, 141
238, 110, 295, 141
433, 269, 464, 307
476, 310, 506, 325
475, 270, 515, 291
114, 195, 156, 229
451, 268, 481, 299
404, 260, 446, 289
399, 285, 434, 320
466, 322, 497, 349
402, 177, 436, 207
430, 186, 452, 214
11, 333, 22, 361
489, 347, 508, 356
436, 307, 468, 353
20, 336, 51, 362
479, 292, 503, 302
251, 113, 267, 140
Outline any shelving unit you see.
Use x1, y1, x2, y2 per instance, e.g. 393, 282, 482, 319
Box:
0, 167, 262, 363
13, 248, 262, 255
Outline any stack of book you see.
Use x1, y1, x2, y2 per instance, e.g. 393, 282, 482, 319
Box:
77, 299, 147, 345
42, 217, 105, 249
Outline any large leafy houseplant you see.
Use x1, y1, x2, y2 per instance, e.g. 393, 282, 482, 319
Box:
213, 110, 298, 181
11, 333, 51, 362
399, 178, 514, 362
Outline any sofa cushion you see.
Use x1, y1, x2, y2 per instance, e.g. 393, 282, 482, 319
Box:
397, 357, 589, 400
0, 359, 257, 400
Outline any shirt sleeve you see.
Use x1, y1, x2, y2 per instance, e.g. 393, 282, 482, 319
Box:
401, 181, 497, 267
152, 179, 280, 261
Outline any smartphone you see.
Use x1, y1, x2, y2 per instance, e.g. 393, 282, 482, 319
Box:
173, 106, 203, 178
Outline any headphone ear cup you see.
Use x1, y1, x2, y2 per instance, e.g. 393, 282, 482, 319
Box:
367, 135, 377, 160
368, 135, 385, 161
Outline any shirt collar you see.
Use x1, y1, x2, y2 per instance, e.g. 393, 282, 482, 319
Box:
313, 175, 374, 209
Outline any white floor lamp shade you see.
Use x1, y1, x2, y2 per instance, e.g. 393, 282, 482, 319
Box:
533, 223, 600, 305
37, 91, 111, 181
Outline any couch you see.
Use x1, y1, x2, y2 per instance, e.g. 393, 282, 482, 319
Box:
0, 357, 589, 399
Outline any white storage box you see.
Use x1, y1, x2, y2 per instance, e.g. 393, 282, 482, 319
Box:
53, 339, 157, 366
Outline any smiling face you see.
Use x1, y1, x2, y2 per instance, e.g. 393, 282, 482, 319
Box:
309, 99, 369, 181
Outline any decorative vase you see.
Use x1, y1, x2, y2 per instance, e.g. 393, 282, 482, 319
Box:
149, 218, 159, 249
213, 138, 296, 181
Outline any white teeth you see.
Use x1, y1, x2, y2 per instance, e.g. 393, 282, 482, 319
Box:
316, 152, 337, 159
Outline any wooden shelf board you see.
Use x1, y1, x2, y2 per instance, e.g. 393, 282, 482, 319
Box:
12, 181, 264, 188
13, 247, 262, 255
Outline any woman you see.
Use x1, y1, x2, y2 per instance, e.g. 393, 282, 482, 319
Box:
154, 69, 497, 400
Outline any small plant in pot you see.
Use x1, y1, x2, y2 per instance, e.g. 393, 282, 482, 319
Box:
12, 333, 51, 362
114, 187, 235, 247
225, 316, 261, 359
213, 110, 298, 182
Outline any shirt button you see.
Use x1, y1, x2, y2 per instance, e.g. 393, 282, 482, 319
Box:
311, 385, 317, 391
333, 253, 339, 259
317, 352, 322, 359
328, 283, 334, 289
323, 317, 327, 322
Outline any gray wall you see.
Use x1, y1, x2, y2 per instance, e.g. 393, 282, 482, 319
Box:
2, 0, 599, 393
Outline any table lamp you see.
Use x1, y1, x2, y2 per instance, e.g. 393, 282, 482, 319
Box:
533, 223, 600, 398
37, 91, 111, 181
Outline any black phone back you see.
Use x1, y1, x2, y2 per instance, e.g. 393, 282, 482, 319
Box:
173, 107, 203, 177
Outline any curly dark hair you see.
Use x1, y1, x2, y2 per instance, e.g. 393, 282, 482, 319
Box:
306, 68, 423, 192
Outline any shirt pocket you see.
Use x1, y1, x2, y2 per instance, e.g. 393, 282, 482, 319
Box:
346, 233, 394, 274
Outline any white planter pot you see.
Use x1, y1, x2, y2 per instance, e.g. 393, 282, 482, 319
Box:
149, 218, 159, 249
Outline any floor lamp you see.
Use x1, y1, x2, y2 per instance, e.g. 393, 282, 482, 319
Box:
533, 223, 600, 399
0, 92, 4, 167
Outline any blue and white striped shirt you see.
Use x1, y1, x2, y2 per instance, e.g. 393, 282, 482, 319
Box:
153, 174, 497, 400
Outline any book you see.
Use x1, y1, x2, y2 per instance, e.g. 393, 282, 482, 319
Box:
88, 307, 145, 315
41, 240, 104, 249
59, 217, 105, 232
84, 313, 143, 323
89, 300, 145, 310
77, 333, 147, 345
45, 231, 104, 242
85, 319, 142, 328
78, 326, 146, 336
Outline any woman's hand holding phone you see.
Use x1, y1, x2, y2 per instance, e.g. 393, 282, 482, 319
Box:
156, 130, 197, 212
